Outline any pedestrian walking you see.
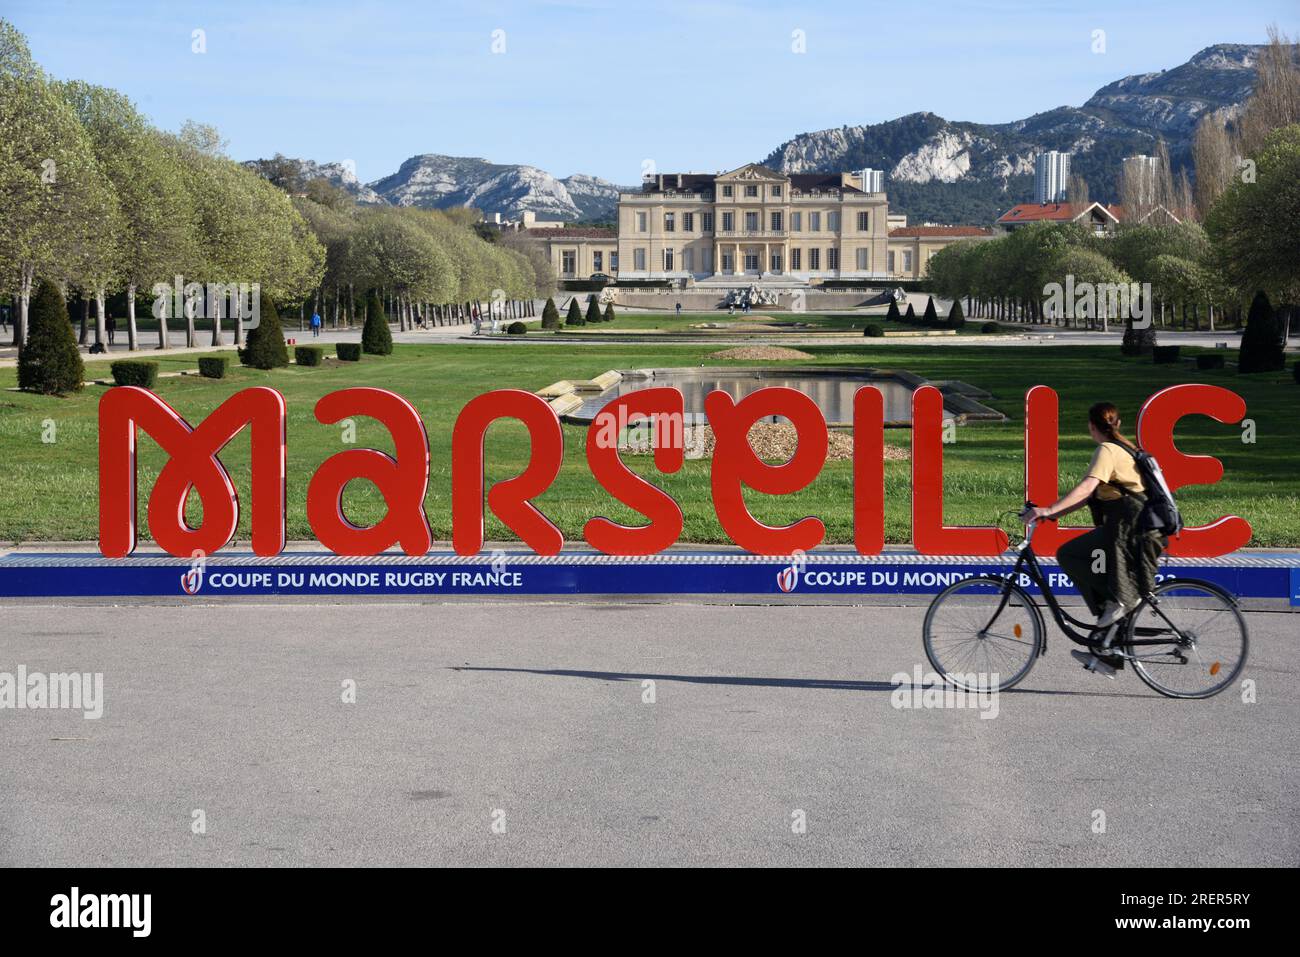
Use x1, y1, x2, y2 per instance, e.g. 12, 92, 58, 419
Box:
310, 311, 322, 337
105, 314, 117, 346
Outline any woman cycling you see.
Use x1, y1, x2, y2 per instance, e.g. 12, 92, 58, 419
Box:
1019, 402, 1166, 677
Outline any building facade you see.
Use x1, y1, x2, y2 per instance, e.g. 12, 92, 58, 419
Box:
529, 164, 994, 284
616, 164, 890, 282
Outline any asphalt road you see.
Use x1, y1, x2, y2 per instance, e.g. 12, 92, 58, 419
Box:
1, 601, 1294, 867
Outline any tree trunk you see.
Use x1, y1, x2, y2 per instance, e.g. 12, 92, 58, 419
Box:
78, 299, 89, 344
16, 265, 33, 346
126, 286, 138, 351
152, 284, 169, 349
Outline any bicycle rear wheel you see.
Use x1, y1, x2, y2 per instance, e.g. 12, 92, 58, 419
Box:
923, 575, 1043, 692
1124, 579, 1248, 699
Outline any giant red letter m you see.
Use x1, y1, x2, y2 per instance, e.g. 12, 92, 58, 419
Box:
99, 387, 287, 558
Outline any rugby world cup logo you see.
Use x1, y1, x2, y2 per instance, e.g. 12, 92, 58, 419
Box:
776, 550, 807, 592
181, 550, 206, 595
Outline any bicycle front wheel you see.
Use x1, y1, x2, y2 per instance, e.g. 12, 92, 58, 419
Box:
923, 575, 1044, 692
1125, 579, 1248, 699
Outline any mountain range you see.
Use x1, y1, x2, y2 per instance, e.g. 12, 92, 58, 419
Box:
247, 43, 1267, 226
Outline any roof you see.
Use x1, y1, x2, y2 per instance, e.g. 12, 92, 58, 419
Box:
889, 225, 993, 238
995, 202, 1121, 225
526, 227, 616, 240
639, 168, 865, 195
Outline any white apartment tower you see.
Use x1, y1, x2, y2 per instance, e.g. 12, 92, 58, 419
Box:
1033, 151, 1071, 204
860, 168, 885, 194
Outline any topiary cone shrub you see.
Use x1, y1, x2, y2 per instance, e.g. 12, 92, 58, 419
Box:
1238, 290, 1285, 374
886, 299, 901, 322
541, 297, 561, 330
904, 302, 916, 321
586, 295, 602, 324
947, 299, 966, 330
603, 303, 616, 323
923, 297, 938, 326
362, 293, 393, 355
19, 279, 84, 395
240, 295, 289, 369
566, 299, 585, 326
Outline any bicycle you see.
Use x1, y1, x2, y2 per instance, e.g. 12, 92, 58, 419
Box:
921, 502, 1248, 698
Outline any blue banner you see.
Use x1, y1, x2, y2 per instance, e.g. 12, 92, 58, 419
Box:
0, 551, 1295, 601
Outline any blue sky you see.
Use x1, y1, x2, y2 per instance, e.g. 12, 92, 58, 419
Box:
7, 0, 1296, 184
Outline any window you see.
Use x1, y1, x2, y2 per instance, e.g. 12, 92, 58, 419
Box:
721, 212, 734, 232
809, 248, 820, 270
856, 248, 868, 270
593, 251, 602, 271
744, 184, 758, 197
828, 212, 840, 232
561, 251, 576, 274
902, 250, 913, 273
791, 211, 802, 232
664, 248, 674, 271
664, 212, 675, 232
722, 185, 733, 197
770, 211, 783, 232
702, 248, 712, 273
887, 251, 896, 273
743, 252, 760, 271
683, 248, 694, 272
809, 211, 821, 232
772, 185, 782, 197
634, 248, 646, 271
857, 211, 869, 231
610, 252, 619, 271
790, 248, 802, 270
683, 212, 694, 232
770, 251, 782, 272
636, 212, 647, 232
745, 211, 758, 231
702, 212, 714, 233
721, 252, 734, 272
828, 248, 839, 270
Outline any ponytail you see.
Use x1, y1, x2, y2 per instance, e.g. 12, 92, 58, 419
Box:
1088, 401, 1131, 448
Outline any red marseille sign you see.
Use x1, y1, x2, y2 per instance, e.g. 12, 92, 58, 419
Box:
98, 383, 1250, 560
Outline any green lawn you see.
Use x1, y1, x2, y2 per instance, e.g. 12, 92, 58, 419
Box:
0, 343, 1295, 546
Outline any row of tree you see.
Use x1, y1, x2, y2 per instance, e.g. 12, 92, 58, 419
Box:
0, 19, 546, 351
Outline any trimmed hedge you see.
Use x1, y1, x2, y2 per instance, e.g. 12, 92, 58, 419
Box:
603, 303, 616, 323
506, 321, 527, 335
18, 279, 84, 395
1195, 354, 1225, 370
981, 321, 1000, 334
565, 299, 585, 326
885, 300, 901, 322
947, 299, 966, 330
198, 356, 228, 379
110, 360, 158, 388
240, 295, 288, 369
1239, 290, 1285, 373
540, 297, 561, 330
1153, 345, 1181, 365
863, 323, 884, 338
295, 345, 325, 367
362, 294, 393, 355
1294, 361, 1300, 384
336, 343, 362, 361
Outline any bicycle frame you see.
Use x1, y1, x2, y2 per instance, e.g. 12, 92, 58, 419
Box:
992, 521, 1207, 654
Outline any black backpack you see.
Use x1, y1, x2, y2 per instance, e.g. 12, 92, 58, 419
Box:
1109, 442, 1184, 538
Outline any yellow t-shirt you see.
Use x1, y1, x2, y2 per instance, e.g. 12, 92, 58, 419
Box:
1087, 442, 1144, 501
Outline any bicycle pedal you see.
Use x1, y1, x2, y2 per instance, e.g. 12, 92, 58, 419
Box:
1070, 649, 1117, 679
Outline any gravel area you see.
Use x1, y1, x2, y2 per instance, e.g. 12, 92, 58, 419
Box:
625, 422, 908, 462
707, 346, 813, 360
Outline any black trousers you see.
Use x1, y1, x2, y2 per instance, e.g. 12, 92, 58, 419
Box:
1056, 497, 1163, 616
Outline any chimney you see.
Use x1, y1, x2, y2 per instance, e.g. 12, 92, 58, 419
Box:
676, 173, 683, 188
